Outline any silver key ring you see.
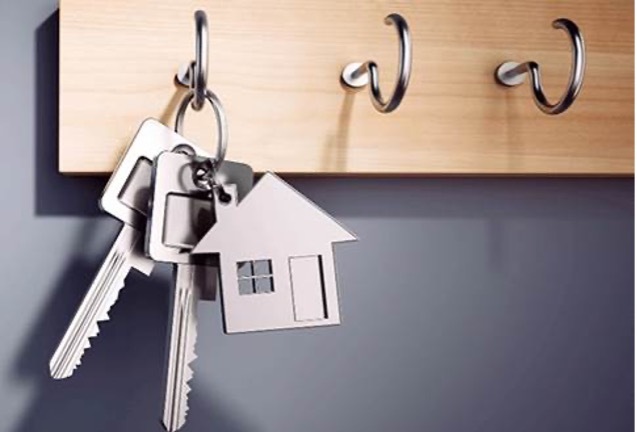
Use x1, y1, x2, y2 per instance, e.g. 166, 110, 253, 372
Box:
174, 88, 228, 165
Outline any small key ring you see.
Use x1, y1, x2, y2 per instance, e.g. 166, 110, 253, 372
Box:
174, 88, 228, 165
171, 143, 224, 195
190, 157, 231, 203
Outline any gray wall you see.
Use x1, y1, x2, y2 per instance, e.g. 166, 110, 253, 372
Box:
0, 2, 633, 432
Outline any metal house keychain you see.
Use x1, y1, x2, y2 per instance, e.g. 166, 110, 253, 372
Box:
193, 173, 357, 333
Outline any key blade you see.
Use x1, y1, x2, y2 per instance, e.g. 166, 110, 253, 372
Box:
49, 225, 150, 379
162, 264, 201, 432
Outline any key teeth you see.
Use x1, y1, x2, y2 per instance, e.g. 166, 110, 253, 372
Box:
174, 328, 198, 431
50, 368, 71, 380
162, 368, 195, 431
49, 262, 130, 380
162, 265, 201, 432
181, 305, 198, 425
181, 364, 195, 419
162, 419, 184, 432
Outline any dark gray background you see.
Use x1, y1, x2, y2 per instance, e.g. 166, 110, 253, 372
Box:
0, 2, 633, 431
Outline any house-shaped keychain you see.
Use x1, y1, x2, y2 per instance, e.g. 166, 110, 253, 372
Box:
192, 172, 357, 333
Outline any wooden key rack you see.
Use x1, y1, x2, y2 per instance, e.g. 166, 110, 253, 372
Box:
58, 0, 634, 175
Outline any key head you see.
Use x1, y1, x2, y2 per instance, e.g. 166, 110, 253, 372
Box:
100, 119, 253, 230
146, 151, 239, 264
101, 119, 185, 229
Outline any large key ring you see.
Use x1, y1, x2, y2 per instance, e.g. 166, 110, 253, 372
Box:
174, 88, 228, 165
174, 89, 228, 194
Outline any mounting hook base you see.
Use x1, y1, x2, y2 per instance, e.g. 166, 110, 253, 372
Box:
495, 61, 526, 87
175, 62, 195, 88
341, 63, 369, 90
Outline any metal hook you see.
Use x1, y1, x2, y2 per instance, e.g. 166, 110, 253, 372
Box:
340, 13, 412, 114
495, 18, 586, 115
173, 11, 227, 165
176, 10, 209, 111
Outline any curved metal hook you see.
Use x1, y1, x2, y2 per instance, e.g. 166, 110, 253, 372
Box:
495, 18, 586, 115
176, 10, 209, 111
341, 13, 412, 113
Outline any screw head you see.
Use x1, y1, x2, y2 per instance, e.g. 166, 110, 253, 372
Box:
495, 62, 526, 87
341, 63, 369, 90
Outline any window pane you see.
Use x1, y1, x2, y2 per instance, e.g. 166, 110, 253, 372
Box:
237, 261, 253, 278
238, 279, 254, 295
253, 260, 272, 276
255, 277, 274, 294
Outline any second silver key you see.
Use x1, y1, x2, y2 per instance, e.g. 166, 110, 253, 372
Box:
162, 264, 201, 432
146, 149, 226, 432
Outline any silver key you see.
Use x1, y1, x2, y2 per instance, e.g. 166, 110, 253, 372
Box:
51, 120, 170, 379
49, 120, 167, 379
50, 119, 253, 379
146, 150, 229, 431
162, 264, 201, 432
49, 225, 152, 379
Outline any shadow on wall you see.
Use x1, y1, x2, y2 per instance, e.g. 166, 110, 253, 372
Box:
35, 11, 105, 216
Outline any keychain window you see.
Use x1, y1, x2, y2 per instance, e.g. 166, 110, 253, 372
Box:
237, 260, 275, 295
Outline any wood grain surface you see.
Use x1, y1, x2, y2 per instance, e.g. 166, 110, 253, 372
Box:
59, 0, 634, 175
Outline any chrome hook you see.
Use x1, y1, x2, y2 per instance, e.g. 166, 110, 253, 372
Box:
340, 13, 412, 114
495, 18, 586, 115
176, 10, 209, 111
173, 10, 228, 167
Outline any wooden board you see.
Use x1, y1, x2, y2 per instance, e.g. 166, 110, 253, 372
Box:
59, 0, 634, 175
